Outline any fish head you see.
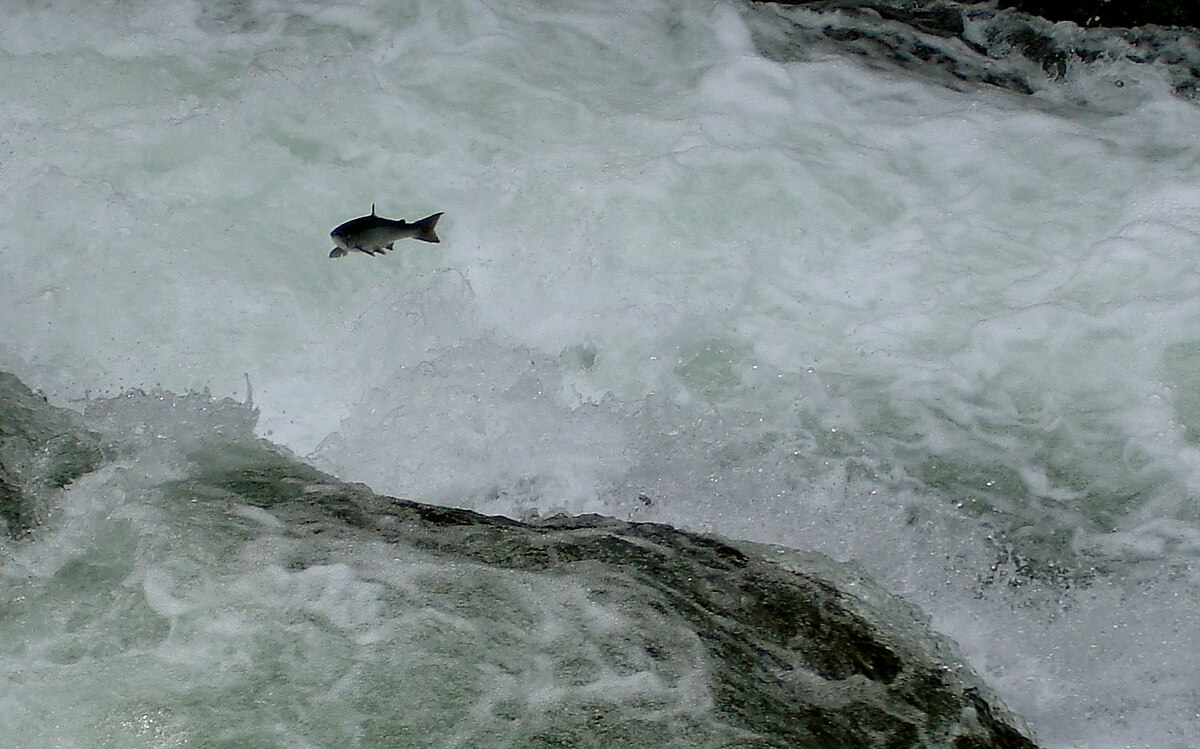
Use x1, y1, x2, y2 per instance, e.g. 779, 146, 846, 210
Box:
330, 230, 351, 254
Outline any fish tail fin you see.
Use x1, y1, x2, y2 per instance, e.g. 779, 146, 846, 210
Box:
413, 212, 443, 243
330, 247, 348, 258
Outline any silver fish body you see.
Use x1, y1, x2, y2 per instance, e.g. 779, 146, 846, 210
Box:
330, 205, 443, 258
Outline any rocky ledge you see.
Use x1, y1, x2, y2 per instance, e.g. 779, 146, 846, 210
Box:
1, 371, 1042, 748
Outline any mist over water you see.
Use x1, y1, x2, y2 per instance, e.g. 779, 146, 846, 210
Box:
2, 0, 1200, 746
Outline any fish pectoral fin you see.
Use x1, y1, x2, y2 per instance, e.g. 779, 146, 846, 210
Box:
330, 247, 347, 258
384, 242, 394, 250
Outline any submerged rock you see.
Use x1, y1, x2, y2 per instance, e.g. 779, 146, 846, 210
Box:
0, 373, 1042, 748
187, 465, 1042, 748
0, 372, 104, 537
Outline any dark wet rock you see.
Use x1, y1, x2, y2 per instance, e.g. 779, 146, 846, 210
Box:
184, 447, 1042, 746
2, 372, 1043, 747
997, 0, 1200, 30
0, 373, 104, 537
777, 0, 969, 37
762, 0, 1200, 30
996, 23, 1071, 77
746, 0, 1200, 100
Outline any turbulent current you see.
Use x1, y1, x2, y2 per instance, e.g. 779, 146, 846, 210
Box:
2, 1, 1199, 747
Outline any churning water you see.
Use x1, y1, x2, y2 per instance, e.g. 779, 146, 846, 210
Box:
2, 0, 1198, 747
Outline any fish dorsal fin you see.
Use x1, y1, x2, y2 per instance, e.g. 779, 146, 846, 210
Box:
371, 203, 376, 216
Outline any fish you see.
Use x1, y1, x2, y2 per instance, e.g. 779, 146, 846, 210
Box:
329, 205, 443, 258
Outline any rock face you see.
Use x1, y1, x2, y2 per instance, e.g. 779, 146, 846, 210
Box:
995, 0, 1199, 29
1, 373, 1042, 748
759, 0, 1200, 30
747, 0, 1200, 100
193, 468, 1043, 748
0, 372, 103, 537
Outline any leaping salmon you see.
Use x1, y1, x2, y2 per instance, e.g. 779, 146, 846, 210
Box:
329, 205, 443, 258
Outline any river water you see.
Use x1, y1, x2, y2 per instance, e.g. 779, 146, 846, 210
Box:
2, 1, 1198, 747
